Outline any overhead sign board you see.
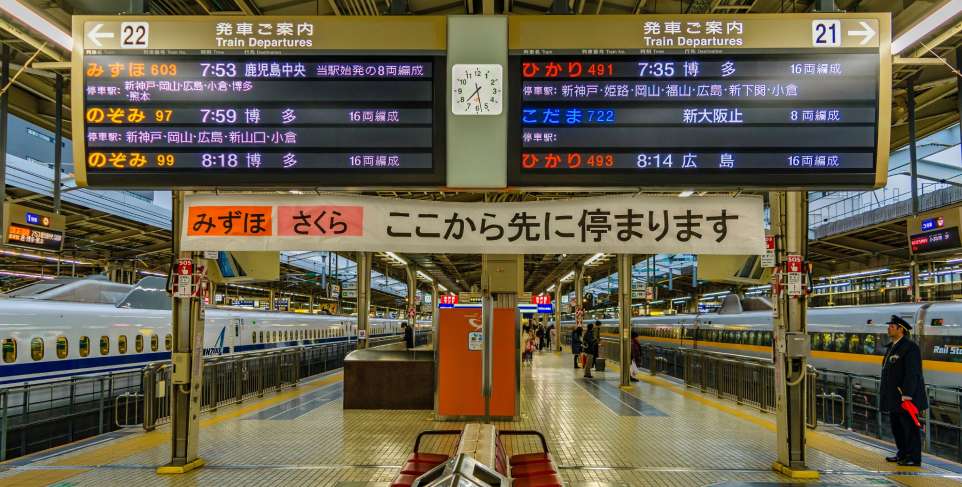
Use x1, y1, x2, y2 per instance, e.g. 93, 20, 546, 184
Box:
507, 14, 890, 189
3, 203, 66, 253
907, 208, 962, 256
72, 16, 446, 188
910, 228, 961, 255
180, 193, 765, 255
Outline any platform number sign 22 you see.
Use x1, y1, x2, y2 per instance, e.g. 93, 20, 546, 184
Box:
120, 22, 149, 49
812, 20, 840, 47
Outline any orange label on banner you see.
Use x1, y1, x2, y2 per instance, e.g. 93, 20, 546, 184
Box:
187, 206, 273, 236
277, 206, 364, 237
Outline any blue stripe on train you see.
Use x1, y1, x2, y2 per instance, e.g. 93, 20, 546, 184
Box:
0, 333, 403, 384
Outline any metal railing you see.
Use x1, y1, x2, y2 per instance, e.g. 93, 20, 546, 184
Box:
0, 371, 142, 461
1, 332, 430, 461
815, 369, 962, 463
598, 339, 817, 428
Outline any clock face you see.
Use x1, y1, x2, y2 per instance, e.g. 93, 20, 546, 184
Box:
451, 64, 503, 116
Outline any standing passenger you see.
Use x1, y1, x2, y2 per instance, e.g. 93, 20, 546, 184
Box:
571, 326, 584, 369
583, 323, 598, 378
880, 315, 927, 466
536, 325, 545, 351
630, 331, 642, 382
403, 322, 415, 349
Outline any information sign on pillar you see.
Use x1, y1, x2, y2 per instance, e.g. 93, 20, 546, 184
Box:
762, 235, 776, 268
175, 258, 193, 299
786, 254, 803, 297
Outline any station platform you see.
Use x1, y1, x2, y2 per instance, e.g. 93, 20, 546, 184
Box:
1, 353, 960, 487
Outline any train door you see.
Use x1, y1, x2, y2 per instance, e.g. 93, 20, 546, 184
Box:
914, 303, 931, 359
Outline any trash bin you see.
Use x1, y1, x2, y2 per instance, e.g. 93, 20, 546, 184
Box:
594, 357, 606, 372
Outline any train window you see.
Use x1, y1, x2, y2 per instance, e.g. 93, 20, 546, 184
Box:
165, 334, 172, 351
833, 333, 847, 353
259, 331, 264, 343
118, 335, 128, 354
863, 334, 876, 355
2, 338, 16, 363
151, 335, 159, 352
56, 336, 68, 359
136, 335, 144, 353
847, 334, 861, 354
31, 337, 44, 361
80, 336, 90, 357
811, 333, 821, 351
821, 333, 833, 352
252, 332, 257, 343
272, 331, 277, 342
100, 336, 110, 355
931, 318, 944, 327
761, 332, 772, 346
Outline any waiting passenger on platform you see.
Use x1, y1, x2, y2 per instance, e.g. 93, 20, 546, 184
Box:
523, 330, 536, 365
536, 325, 545, 351
583, 322, 599, 378
571, 326, 584, 369
547, 322, 555, 350
630, 331, 642, 382
880, 315, 928, 467
403, 322, 414, 349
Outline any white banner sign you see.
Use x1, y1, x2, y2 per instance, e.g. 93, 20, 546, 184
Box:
182, 194, 764, 255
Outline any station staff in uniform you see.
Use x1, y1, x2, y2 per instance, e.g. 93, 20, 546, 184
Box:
879, 315, 928, 467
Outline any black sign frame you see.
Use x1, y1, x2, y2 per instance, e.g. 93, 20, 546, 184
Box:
910, 227, 962, 255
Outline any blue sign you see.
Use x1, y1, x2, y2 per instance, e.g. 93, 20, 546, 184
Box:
438, 303, 455, 309
25, 213, 40, 226
537, 304, 554, 314
921, 216, 945, 232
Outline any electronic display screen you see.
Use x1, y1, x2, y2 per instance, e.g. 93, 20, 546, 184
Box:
910, 227, 961, 254
508, 52, 882, 188
81, 54, 445, 188
5, 223, 64, 252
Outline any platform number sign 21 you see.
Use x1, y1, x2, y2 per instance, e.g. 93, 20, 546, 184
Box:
811, 20, 840, 47
120, 22, 149, 49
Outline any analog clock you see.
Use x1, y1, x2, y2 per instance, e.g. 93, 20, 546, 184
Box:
451, 64, 503, 116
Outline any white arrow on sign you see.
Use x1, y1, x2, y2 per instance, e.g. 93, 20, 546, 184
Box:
847, 21, 876, 46
87, 23, 114, 47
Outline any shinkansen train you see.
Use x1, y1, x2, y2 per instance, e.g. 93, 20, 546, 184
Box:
561, 296, 962, 387
0, 276, 428, 386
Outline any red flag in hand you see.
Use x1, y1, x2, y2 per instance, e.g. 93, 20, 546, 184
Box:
901, 400, 922, 429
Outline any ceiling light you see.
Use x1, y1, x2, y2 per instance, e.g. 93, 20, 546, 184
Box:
584, 253, 605, 266
384, 251, 407, 266
560, 271, 576, 281
137, 270, 166, 277
891, 0, 962, 54
678, 190, 694, 198
0, 248, 93, 265
547, 284, 556, 292
416, 270, 433, 282
0, 0, 72, 51
0, 269, 54, 280
828, 268, 889, 280
438, 284, 447, 292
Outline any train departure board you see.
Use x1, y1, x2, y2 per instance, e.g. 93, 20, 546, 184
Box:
507, 15, 891, 189
72, 17, 446, 188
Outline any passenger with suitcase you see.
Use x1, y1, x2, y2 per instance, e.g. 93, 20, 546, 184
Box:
582, 322, 599, 378
571, 326, 583, 369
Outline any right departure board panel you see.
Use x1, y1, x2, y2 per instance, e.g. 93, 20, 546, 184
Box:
508, 14, 891, 190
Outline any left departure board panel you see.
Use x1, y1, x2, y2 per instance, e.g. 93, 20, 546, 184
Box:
72, 17, 446, 189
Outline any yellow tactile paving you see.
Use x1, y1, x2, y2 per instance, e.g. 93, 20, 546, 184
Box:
2, 352, 960, 486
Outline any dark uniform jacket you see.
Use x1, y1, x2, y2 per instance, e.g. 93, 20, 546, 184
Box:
879, 336, 928, 413
571, 330, 583, 354
583, 329, 599, 356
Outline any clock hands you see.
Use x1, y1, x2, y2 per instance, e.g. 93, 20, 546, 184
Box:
467, 83, 483, 105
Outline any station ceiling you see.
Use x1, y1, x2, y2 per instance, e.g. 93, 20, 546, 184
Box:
0, 0, 961, 298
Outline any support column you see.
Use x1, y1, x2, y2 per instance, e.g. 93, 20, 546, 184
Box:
907, 74, 919, 216
406, 264, 417, 323
910, 259, 921, 303
309, 294, 314, 313
554, 282, 562, 352
618, 254, 632, 388
357, 251, 371, 348
431, 281, 438, 328
0, 45, 8, 230
575, 263, 585, 326
771, 191, 816, 479
268, 289, 275, 311
53, 74, 63, 215
160, 192, 205, 474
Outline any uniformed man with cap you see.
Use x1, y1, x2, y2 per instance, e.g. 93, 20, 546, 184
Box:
879, 315, 928, 466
